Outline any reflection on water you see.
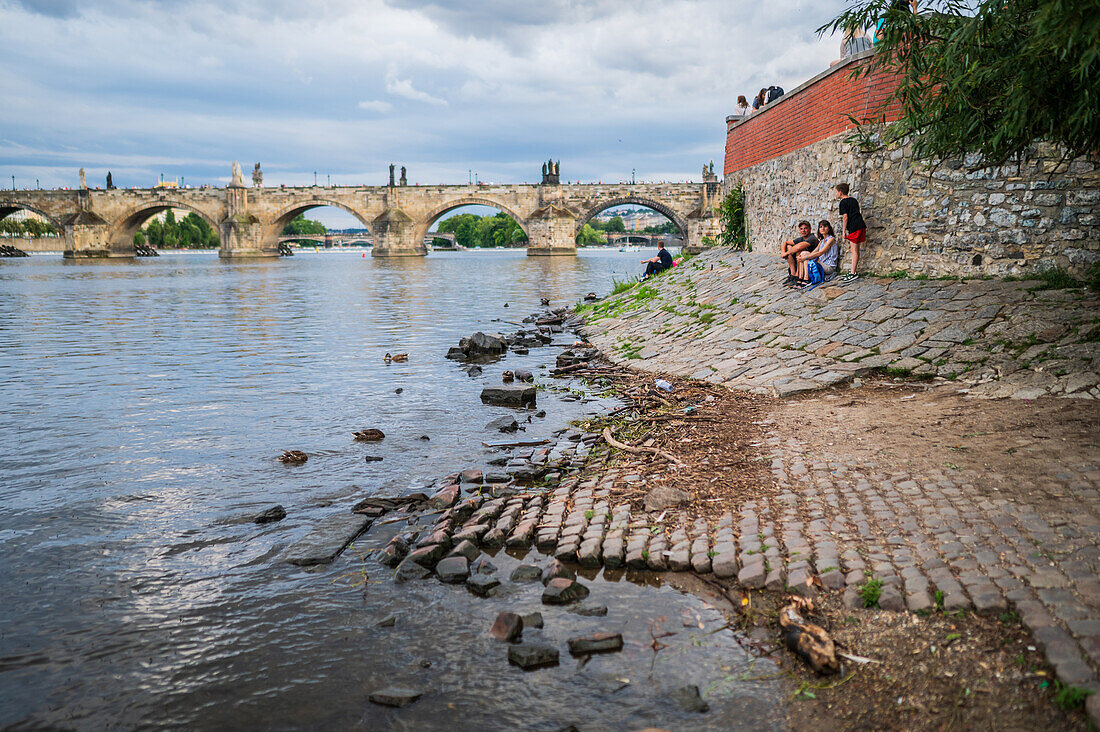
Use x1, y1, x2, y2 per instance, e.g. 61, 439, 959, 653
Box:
0, 250, 784, 729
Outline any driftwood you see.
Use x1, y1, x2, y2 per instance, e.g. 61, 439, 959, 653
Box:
778, 597, 839, 674
601, 427, 685, 466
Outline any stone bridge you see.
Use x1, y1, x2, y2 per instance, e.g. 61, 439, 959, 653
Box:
0, 166, 720, 258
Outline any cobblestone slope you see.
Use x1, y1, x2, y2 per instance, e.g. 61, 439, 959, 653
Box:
581, 248, 1100, 399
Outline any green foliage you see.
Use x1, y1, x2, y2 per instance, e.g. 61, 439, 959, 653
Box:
610, 277, 638, 295
437, 211, 526, 248
717, 185, 747, 249
1052, 681, 1092, 711
1027, 267, 1085, 291
820, 0, 1100, 167
574, 223, 603, 247
0, 216, 60, 237
281, 214, 326, 237
141, 210, 219, 249
858, 578, 884, 608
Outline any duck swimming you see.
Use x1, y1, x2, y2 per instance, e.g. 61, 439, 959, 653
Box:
353, 428, 386, 442
278, 450, 308, 465
384, 352, 408, 363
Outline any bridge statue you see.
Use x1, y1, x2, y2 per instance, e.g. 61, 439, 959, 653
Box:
230, 161, 247, 188
399, 167, 407, 187
252, 163, 263, 188
79, 168, 86, 190
1, 159, 720, 260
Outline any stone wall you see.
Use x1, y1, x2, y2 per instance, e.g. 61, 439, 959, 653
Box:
724, 52, 1100, 278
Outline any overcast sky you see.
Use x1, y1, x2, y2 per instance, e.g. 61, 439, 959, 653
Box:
2, 0, 847, 198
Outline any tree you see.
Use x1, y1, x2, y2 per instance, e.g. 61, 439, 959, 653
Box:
575, 223, 604, 247
437, 211, 526, 247
717, 185, 747, 249
135, 209, 219, 249
281, 214, 326, 237
606, 215, 626, 233
820, 0, 1100, 166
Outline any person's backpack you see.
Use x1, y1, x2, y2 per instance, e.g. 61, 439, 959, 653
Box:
766, 86, 785, 103
806, 260, 824, 288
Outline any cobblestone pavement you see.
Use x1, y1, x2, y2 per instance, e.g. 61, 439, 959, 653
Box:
381, 413, 1100, 714
580, 248, 1100, 399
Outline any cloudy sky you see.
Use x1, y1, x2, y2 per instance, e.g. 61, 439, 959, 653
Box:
2, 0, 847, 197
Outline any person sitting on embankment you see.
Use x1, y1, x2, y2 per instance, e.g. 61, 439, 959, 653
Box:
641, 241, 673, 279
780, 221, 818, 286
795, 219, 839, 289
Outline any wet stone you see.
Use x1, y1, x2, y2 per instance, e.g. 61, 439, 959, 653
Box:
466, 574, 502, 597
542, 578, 590, 605
670, 685, 709, 713
508, 644, 559, 670
490, 611, 523, 642
369, 687, 423, 708
570, 602, 609, 617
542, 559, 576, 585
568, 632, 623, 655
435, 556, 470, 584
408, 544, 446, 568
521, 612, 544, 629
394, 557, 432, 583
510, 564, 543, 582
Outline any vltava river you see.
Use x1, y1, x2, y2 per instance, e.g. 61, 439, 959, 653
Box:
0, 249, 784, 730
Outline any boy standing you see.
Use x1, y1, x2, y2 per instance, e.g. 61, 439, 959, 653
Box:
835, 183, 866, 282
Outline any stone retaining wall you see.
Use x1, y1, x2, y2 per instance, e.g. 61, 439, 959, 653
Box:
724, 52, 1100, 279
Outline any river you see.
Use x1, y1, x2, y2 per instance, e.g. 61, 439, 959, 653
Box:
0, 249, 784, 730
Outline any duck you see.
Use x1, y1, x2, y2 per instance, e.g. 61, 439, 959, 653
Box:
384, 352, 408, 363
353, 428, 386, 442
278, 450, 308, 465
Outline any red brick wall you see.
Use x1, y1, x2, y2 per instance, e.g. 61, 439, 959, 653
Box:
724, 55, 904, 175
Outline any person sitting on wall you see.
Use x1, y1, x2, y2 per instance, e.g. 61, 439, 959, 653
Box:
641, 241, 674, 279
795, 219, 839, 288
780, 221, 818, 286
752, 88, 767, 111
732, 95, 751, 116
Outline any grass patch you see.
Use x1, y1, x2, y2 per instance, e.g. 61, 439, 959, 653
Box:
1027, 267, 1084, 291
610, 277, 639, 295
1051, 681, 1093, 711
858, 578, 884, 608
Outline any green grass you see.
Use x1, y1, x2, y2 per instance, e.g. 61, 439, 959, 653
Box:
858, 578, 883, 608
1027, 267, 1084, 291
610, 277, 639, 295
1051, 681, 1093, 711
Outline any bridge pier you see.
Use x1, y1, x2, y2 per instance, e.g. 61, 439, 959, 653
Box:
372, 208, 426, 257
683, 210, 722, 254
525, 205, 577, 256
61, 213, 116, 258
220, 187, 278, 258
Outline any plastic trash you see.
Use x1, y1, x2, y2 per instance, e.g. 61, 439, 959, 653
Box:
683, 405, 697, 414
655, 379, 674, 393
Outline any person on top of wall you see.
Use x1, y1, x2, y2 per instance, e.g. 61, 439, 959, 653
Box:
874, 0, 917, 45
780, 220, 818, 286
641, 241, 674, 279
841, 26, 872, 57
795, 220, 839, 288
752, 89, 767, 111
835, 183, 866, 283
732, 95, 751, 116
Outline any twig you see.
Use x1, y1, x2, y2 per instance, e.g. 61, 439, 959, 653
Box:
602, 427, 685, 466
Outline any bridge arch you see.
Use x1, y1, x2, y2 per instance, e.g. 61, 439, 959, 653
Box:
414, 197, 530, 248
267, 200, 374, 239
110, 201, 222, 252
0, 203, 64, 230
574, 196, 688, 237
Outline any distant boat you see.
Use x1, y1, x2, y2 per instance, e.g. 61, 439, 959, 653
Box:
618, 245, 642, 252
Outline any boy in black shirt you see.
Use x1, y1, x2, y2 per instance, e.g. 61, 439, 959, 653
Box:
780, 221, 818, 286
835, 183, 866, 283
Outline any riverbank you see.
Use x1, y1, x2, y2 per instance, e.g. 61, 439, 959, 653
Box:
565, 247, 1100, 727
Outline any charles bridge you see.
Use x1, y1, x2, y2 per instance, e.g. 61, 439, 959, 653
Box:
0, 162, 721, 258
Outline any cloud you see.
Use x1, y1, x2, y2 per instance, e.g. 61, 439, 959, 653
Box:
0, 0, 850, 189
384, 73, 448, 107
357, 100, 394, 113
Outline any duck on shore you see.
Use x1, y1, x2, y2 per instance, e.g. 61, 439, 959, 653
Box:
384, 352, 408, 363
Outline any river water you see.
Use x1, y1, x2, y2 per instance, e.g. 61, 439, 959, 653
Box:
0, 250, 785, 730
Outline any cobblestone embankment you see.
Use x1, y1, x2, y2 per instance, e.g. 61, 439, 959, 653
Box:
580, 248, 1100, 399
